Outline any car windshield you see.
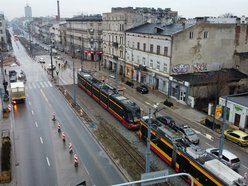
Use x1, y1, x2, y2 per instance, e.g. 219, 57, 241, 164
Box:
231, 158, 240, 164
243, 135, 248, 140
183, 128, 195, 136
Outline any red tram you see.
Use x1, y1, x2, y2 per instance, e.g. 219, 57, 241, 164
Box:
77, 71, 141, 130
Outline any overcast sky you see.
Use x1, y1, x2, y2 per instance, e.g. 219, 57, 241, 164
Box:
0, 0, 247, 20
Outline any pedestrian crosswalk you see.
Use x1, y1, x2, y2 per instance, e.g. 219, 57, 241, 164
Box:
25, 81, 53, 90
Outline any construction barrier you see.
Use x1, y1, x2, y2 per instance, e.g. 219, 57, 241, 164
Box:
80, 109, 83, 117
52, 112, 56, 121
62, 132, 66, 142
57, 123, 61, 133
7, 104, 11, 112
69, 143, 73, 154
74, 154, 79, 167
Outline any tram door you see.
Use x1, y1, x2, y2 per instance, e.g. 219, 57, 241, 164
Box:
172, 145, 177, 169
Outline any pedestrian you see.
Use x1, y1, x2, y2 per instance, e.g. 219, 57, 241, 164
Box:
65, 60, 67, 65
58, 63, 60, 68
56, 70, 59, 76
4, 69, 6, 75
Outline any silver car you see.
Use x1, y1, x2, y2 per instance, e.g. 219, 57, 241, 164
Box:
206, 148, 240, 170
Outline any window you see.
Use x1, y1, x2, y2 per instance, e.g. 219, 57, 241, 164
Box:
157, 45, 160, 55
164, 47, 168, 56
189, 31, 194, 39
163, 63, 168, 72
143, 43, 146, 51
204, 31, 208, 38
132, 42, 134, 48
127, 41, 129, 47
137, 56, 140, 64
150, 60, 153, 68
142, 57, 146, 66
150, 44, 153, 53
156, 61, 160, 70
137, 42, 140, 50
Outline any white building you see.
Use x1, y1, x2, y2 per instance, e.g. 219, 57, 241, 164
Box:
25, 4, 32, 18
219, 93, 248, 131
0, 13, 7, 51
125, 24, 172, 93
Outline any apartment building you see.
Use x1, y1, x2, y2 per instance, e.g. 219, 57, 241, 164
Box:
0, 13, 7, 51
102, 7, 178, 77
64, 15, 103, 60
125, 17, 248, 107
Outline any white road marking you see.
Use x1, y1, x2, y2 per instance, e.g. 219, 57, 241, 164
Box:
205, 133, 214, 141
40, 89, 49, 103
205, 142, 214, 148
46, 157, 50, 167
31, 110, 34, 115
40, 137, 43, 144
192, 129, 201, 134
35, 121, 38, 127
145, 101, 152, 106
29, 101, 31, 105
241, 164, 248, 170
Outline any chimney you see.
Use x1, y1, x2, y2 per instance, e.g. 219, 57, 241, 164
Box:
57, 0, 60, 21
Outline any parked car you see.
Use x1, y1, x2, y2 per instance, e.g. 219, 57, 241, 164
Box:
156, 116, 176, 129
224, 129, 248, 146
48, 64, 56, 70
125, 80, 134, 88
176, 125, 200, 144
136, 85, 149, 94
206, 148, 240, 170
39, 57, 45, 63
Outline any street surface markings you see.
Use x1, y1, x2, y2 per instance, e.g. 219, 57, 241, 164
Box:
153, 103, 159, 108
28, 101, 31, 105
192, 129, 214, 141
205, 142, 214, 148
241, 164, 248, 170
205, 133, 214, 141
40, 82, 45, 88
26, 81, 53, 90
145, 101, 152, 106
40, 137, 43, 144
35, 121, 38, 128
32, 82, 36, 89
31, 110, 34, 115
46, 157, 50, 167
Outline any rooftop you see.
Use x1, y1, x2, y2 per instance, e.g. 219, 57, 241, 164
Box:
171, 68, 248, 86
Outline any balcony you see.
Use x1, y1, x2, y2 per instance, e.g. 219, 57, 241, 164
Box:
113, 55, 118, 60
112, 42, 118, 48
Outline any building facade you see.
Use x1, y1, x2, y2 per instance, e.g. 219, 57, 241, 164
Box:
64, 15, 103, 61
0, 13, 7, 51
219, 94, 248, 131
25, 4, 32, 18
102, 7, 178, 77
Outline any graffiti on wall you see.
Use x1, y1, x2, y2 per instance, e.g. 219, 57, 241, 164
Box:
192, 63, 207, 72
172, 64, 190, 74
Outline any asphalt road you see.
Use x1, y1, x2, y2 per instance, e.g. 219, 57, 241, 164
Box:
10, 31, 126, 186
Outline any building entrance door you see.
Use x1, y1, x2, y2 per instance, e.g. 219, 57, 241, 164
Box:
234, 113, 241, 127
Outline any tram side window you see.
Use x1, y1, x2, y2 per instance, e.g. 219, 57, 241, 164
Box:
100, 93, 108, 105
109, 100, 123, 117
156, 139, 172, 157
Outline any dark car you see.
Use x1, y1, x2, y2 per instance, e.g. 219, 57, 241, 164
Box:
156, 116, 176, 129
176, 125, 200, 144
136, 85, 149, 94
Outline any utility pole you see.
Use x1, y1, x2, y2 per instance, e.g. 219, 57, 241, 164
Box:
50, 44, 54, 79
146, 108, 152, 173
80, 36, 84, 72
70, 21, 76, 105
28, 23, 33, 57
